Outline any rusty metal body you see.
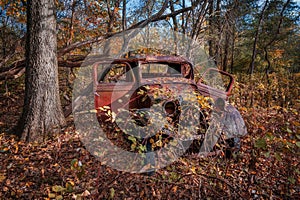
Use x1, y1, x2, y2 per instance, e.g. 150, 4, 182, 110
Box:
93, 55, 234, 116
91, 55, 248, 159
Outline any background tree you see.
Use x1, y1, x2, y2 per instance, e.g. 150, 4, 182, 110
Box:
249, 0, 269, 75
235, 0, 299, 73
0, 0, 299, 133
16, 0, 66, 142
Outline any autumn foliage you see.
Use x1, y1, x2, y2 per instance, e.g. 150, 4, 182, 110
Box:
0, 0, 300, 199
1, 72, 299, 199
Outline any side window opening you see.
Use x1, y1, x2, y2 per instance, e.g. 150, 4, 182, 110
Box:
102, 63, 133, 83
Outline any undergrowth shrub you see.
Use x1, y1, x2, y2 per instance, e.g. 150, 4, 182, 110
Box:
230, 72, 300, 110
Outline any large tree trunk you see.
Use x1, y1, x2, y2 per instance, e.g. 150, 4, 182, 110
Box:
16, 0, 66, 142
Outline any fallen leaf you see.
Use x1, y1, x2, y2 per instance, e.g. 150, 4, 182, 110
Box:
52, 185, 66, 193
81, 190, 90, 197
0, 173, 6, 182
109, 188, 115, 199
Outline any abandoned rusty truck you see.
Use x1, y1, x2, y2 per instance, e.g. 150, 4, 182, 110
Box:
92, 55, 247, 158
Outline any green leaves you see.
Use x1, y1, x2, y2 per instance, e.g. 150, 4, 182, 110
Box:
70, 159, 85, 180
254, 138, 267, 149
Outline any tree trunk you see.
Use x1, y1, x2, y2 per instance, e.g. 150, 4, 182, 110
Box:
169, 0, 179, 54
122, 0, 127, 30
16, 0, 66, 142
222, 31, 230, 72
249, 0, 268, 75
215, 0, 221, 67
230, 25, 235, 73
208, 0, 214, 58
67, 0, 77, 46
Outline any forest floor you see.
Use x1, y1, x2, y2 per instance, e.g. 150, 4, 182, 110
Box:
0, 77, 299, 199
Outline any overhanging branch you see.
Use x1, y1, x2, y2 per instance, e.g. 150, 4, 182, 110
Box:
1, 1, 199, 80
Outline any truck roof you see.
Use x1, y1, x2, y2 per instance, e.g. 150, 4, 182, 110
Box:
109, 55, 193, 65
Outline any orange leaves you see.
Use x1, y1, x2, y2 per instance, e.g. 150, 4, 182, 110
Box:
0, 173, 6, 183
231, 73, 299, 109
270, 49, 284, 59
0, 69, 299, 198
2, 1, 26, 23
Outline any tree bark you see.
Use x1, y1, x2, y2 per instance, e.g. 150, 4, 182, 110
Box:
208, 0, 214, 58
230, 25, 235, 73
215, 0, 221, 67
122, 0, 127, 30
222, 30, 229, 72
263, 0, 291, 77
16, 0, 66, 142
67, 0, 77, 46
249, 0, 268, 75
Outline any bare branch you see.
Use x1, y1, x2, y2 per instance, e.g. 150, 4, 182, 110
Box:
1, 0, 199, 81
57, 0, 198, 57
